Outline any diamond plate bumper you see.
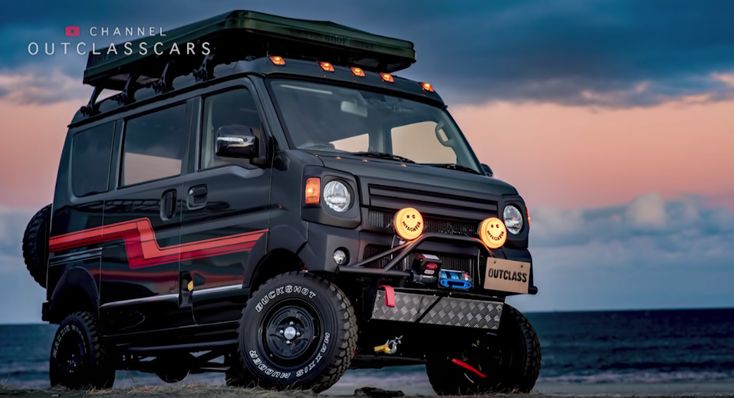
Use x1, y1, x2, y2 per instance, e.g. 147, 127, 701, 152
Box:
371, 290, 504, 330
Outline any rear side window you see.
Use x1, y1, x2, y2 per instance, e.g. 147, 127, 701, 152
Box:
71, 122, 114, 197
122, 104, 188, 186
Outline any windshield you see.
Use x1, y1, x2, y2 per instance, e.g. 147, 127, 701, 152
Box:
269, 79, 481, 172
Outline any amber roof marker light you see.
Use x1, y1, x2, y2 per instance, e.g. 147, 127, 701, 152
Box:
319, 61, 335, 72
269, 55, 286, 66
420, 82, 434, 92
380, 72, 395, 83
351, 67, 366, 77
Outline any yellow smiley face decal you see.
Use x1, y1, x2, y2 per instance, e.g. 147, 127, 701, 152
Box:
478, 217, 507, 249
393, 207, 424, 240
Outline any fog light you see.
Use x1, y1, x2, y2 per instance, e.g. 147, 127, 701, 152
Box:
333, 249, 348, 265
478, 217, 507, 249
393, 207, 424, 241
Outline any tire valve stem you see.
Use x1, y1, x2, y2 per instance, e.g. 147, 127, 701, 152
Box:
374, 335, 402, 355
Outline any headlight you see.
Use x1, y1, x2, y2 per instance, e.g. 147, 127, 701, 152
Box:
323, 181, 351, 212
503, 205, 523, 234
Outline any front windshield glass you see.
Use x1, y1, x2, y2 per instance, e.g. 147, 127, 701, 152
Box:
269, 79, 481, 172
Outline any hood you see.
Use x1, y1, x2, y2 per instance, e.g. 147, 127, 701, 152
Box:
315, 153, 519, 198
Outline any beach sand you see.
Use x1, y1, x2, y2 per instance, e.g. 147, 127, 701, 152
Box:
2, 382, 734, 398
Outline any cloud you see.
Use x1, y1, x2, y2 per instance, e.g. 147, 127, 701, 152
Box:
532, 193, 734, 250
511, 194, 734, 311
0, 208, 45, 323
0, 207, 32, 262
0, 69, 89, 105
1, 0, 734, 107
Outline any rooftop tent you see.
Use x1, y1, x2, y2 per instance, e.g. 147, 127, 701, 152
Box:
83, 10, 416, 91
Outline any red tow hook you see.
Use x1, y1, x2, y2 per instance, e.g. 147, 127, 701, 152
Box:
451, 358, 488, 379
379, 285, 396, 307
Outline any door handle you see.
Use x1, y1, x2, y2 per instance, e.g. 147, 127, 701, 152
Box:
187, 184, 208, 210
159, 189, 177, 220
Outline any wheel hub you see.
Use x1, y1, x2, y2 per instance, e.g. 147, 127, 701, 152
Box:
263, 305, 318, 363
283, 325, 298, 340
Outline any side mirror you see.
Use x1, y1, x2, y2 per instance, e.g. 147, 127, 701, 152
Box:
480, 163, 493, 177
215, 125, 258, 159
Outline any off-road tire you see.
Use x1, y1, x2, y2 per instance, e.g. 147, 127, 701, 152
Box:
22, 204, 51, 288
426, 304, 541, 394
237, 271, 357, 392
49, 311, 115, 389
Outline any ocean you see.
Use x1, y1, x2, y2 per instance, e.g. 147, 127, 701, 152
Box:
2, 308, 733, 394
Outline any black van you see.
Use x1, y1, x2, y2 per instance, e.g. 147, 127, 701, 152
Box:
22, 11, 540, 394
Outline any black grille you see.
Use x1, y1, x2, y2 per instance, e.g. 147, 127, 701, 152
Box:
367, 210, 477, 236
363, 245, 475, 274
368, 183, 497, 221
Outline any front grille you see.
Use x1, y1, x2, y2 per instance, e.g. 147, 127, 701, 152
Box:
368, 183, 497, 221
367, 209, 477, 236
363, 245, 475, 274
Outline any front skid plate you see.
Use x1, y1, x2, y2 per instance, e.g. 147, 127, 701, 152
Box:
371, 290, 503, 330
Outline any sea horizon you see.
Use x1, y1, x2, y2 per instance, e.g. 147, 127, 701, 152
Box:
3, 305, 733, 326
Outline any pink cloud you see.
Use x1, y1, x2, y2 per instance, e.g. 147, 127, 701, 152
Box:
453, 100, 734, 209
0, 100, 76, 209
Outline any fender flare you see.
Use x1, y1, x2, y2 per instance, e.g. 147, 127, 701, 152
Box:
47, 266, 99, 322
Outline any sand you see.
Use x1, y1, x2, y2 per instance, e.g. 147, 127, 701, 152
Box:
2, 383, 734, 398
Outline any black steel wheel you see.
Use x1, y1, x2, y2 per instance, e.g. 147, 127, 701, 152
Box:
237, 272, 357, 392
426, 304, 541, 394
49, 311, 115, 389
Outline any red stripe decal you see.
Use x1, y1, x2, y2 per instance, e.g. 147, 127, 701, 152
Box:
49, 218, 266, 269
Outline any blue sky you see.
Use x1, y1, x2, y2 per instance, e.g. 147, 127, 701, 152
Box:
0, 0, 733, 323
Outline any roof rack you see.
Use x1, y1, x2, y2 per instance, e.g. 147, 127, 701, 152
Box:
83, 10, 415, 92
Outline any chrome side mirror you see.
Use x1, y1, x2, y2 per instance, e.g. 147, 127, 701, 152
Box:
215, 125, 258, 159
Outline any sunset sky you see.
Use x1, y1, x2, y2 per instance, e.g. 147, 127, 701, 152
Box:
0, 0, 733, 322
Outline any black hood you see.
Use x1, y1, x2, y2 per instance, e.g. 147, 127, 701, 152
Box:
315, 153, 519, 198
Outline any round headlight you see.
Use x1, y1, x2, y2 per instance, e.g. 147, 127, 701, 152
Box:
503, 205, 523, 235
323, 181, 351, 212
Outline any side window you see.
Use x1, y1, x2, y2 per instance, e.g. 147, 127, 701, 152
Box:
122, 104, 188, 186
201, 89, 262, 169
71, 122, 114, 197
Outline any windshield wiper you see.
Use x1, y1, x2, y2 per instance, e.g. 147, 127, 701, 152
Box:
427, 163, 482, 175
352, 151, 415, 163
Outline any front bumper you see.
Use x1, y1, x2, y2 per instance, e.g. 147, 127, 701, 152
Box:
311, 225, 538, 296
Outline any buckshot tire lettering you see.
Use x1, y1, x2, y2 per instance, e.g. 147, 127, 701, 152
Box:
255, 284, 318, 313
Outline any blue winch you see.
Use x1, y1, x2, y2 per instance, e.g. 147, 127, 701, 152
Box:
438, 269, 473, 290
